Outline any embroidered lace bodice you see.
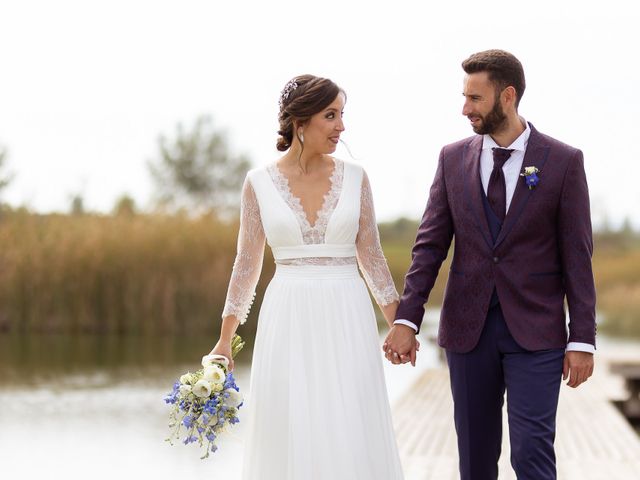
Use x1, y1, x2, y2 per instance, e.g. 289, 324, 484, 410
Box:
222, 159, 399, 323
266, 160, 343, 246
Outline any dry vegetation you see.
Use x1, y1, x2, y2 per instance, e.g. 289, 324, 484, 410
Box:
0, 211, 637, 339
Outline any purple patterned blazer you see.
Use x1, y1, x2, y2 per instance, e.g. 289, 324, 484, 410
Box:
396, 124, 597, 353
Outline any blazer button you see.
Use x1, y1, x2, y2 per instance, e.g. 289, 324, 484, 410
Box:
493, 256, 499, 264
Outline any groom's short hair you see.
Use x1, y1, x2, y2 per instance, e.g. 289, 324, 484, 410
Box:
462, 49, 526, 108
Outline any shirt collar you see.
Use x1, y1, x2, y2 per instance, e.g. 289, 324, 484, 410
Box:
482, 118, 530, 152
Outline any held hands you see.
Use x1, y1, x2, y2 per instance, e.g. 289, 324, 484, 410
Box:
210, 339, 234, 372
383, 325, 420, 367
563, 351, 594, 388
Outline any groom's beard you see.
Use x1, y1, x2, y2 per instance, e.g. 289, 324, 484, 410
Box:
471, 98, 508, 135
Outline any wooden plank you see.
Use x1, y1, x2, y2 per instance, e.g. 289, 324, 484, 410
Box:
393, 365, 640, 480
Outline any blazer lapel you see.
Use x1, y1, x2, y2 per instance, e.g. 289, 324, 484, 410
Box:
462, 136, 493, 250
494, 125, 551, 248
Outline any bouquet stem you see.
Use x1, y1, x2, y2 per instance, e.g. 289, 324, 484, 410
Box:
231, 334, 245, 358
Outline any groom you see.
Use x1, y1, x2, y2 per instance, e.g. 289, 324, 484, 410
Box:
384, 49, 596, 479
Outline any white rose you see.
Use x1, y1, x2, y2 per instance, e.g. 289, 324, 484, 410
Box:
192, 379, 212, 398
179, 372, 195, 385
223, 388, 243, 408
179, 384, 192, 396
202, 365, 226, 384
201, 354, 229, 370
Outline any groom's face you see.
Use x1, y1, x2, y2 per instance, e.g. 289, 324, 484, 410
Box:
462, 72, 507, 135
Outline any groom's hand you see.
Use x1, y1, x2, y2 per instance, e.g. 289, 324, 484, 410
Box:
563, 351, 594, 388
383, 325, 417, 367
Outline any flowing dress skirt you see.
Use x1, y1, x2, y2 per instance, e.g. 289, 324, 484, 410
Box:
242, 264, 404, 480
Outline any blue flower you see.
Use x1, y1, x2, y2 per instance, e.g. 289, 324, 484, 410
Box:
183, 435, 198, 445
206, 432, 216, 442
525, 172, 539, 188
520, 166, 540, 190
164, 381, 181, 404
224, 373, 239, 391
203, 398, 218, 415
183, 415, 194, 428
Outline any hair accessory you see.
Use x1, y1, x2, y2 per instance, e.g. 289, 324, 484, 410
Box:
278, 80, 298, 109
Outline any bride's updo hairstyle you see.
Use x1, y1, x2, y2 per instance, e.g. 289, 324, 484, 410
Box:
276, 74, 345, 152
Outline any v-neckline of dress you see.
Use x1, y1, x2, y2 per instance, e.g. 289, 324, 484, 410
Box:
267, 158, 344, 244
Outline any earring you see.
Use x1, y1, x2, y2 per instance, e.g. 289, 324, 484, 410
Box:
298, 129, 304, 143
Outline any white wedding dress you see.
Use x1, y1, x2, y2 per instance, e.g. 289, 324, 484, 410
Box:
222, 158, 404, 479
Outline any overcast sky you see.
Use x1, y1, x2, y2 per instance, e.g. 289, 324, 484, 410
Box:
1, 0, 638, 227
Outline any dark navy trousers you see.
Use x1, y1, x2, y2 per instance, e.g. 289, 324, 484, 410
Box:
446, 305, 564, 480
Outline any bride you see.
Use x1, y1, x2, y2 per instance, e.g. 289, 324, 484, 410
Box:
210, 74, 405, 479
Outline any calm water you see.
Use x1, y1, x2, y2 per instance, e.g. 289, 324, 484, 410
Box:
0, 326, 440, 480
2, 316, 637, 480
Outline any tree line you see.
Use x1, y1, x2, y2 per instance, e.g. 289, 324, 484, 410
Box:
0, 115, 251, 218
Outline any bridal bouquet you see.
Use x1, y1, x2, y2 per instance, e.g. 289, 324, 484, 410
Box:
164, 335, 245, 459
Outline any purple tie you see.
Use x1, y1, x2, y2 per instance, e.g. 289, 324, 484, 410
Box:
488, 148, 514, 222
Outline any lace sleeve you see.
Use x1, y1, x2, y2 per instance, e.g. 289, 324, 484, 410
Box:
356, 171, 400, 306
221, 177, 266, 324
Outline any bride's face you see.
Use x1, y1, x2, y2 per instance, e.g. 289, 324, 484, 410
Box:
299, 93, 346, 154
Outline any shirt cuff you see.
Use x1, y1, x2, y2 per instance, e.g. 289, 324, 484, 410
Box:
393, 319, 418, 332
566, 342, 595, 354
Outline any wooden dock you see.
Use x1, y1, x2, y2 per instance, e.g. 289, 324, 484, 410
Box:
393, 353, 640, 479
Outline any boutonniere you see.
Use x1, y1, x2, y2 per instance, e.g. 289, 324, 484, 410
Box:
520, 166, 540, 189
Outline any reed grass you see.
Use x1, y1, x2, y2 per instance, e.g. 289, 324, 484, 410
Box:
0, 211, 638, 337
0, 209, 272, 338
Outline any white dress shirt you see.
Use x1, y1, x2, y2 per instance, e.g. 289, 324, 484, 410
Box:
395, 120, 595, 353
